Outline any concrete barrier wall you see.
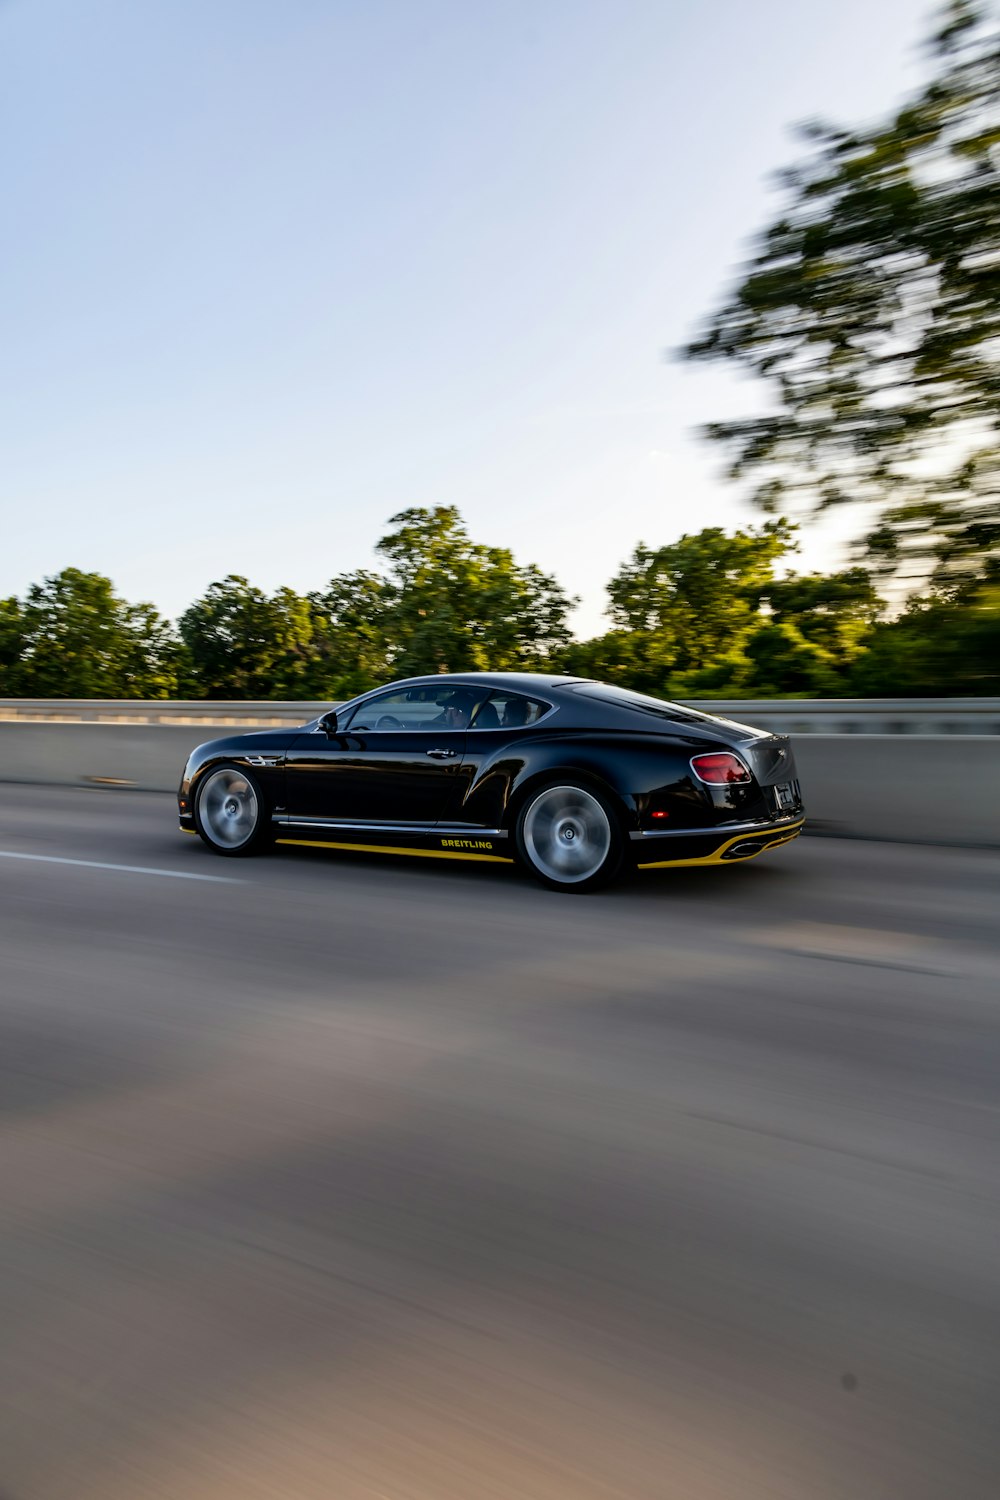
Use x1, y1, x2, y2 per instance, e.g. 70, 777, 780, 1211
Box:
0, 723, 203, 794
789, 736, 999, 846
1, 722, 997, 847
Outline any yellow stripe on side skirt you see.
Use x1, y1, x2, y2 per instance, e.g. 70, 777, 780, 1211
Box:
275, 838, 513, 863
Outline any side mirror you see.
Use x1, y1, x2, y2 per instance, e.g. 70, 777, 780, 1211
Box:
318, 710, 338, 736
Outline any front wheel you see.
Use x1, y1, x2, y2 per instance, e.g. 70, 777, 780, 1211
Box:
514, 782, 624, 892
194, 764, 271, 856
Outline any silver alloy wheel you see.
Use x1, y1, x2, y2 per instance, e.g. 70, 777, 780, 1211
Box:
521, 785, 612, 884
198, 768, 259, 849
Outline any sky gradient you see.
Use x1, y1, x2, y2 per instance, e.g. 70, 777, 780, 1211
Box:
3, 0, 936, 636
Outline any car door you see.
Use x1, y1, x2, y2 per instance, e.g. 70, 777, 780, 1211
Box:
283, 684, 473, 826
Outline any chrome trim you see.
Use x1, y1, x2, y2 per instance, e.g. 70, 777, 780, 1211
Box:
271, 816, 509, 838
463, 715, 556, 732
630, 816, 803, 841
468, 697, 557, 731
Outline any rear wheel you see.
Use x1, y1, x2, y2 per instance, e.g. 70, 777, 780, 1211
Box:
515, 781, 624, 892
194, 764, 270, 856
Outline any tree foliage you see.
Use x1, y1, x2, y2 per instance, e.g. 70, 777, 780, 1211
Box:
178, 572, 397, 701
1, 569, 179, 697
4, 516, 997, 700
850, 587, 1000, 693
563, 525, 893, 699
606, 523, 792, 669
566, 523, 794, 692
374, 507, 574, 676
172, 509, 574, 695
307, 570, 394, 697
566, 528, 884, 697
178, 576, 306, 699
685, 2, 1000, 595
763, 567, 881, 659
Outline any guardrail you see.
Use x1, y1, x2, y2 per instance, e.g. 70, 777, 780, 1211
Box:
0, 700, 326, 726
2, 698, 999, 733
700, 699, 1000, 735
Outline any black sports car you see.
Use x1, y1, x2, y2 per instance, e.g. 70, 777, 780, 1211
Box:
178, 673, 804, 891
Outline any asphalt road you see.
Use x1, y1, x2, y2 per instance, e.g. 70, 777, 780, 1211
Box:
1, 784, 999, 1500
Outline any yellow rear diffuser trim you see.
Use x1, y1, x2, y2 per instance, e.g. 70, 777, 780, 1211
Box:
275, 837, 512, 864
639, 820, 804, 870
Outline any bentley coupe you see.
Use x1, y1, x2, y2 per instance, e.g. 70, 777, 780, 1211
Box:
177, 674, 804, 891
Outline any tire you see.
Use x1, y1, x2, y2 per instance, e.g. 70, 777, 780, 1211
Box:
194, 763, 271, 857
514, 780, 625, 892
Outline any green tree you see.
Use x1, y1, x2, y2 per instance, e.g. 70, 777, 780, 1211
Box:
566, 531, 885, 697
763, 569, 880, 647
738, 622, 844, 696
684, 2, 1000, 594
178, 576, 325, 699
604, 523, 792, 678
561, 628, 672, 692
114, 601, 186, 698
0, 596, 27, 694
307, 570, 393, 697
375, 507, 574, 675
177, 573, 393, 700
10, 568, 180, 697
849, 588, 1000, 694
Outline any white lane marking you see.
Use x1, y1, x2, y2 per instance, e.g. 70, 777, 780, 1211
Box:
0, 850, 241, 883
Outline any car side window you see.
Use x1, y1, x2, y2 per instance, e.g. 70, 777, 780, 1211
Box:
344, 685, 490, 733
478, 692, 548, 730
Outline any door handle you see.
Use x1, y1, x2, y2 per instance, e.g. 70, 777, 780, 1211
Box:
426, 748, 457, 759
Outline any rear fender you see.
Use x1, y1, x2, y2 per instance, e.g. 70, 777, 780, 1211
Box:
453, 732, 775, 833
455, 734, 701, 833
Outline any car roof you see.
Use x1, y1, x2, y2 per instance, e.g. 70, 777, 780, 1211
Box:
381, 672, 585, 694
328, 674, 746, 742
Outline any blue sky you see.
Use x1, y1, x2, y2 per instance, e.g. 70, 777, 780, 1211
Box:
3, 0, 935, 636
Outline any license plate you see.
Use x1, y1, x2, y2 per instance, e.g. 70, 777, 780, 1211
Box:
774, 782, 796, 810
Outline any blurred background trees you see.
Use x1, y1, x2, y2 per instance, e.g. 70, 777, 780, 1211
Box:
3, 5, 997, 702
564, 526, 885, 697
683, 1, 1000, 602
1, 514, 997, 699
0, 569, 181, 698
169, 508, 575, 698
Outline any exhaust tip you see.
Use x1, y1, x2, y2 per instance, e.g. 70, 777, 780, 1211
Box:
722, 840, 764, 860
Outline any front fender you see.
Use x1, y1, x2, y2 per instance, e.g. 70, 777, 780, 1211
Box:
178, 731, 296, 820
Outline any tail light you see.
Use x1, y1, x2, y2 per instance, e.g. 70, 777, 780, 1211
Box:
690, 752, 752, 785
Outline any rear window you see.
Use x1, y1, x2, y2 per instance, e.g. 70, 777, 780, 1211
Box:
569, 682, 719, 726
478, 691, 549, 729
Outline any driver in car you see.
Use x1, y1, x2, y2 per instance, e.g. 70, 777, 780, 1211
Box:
431, 689, 480, 729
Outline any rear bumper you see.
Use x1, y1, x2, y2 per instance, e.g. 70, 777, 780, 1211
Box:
631, 816, 804, 868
